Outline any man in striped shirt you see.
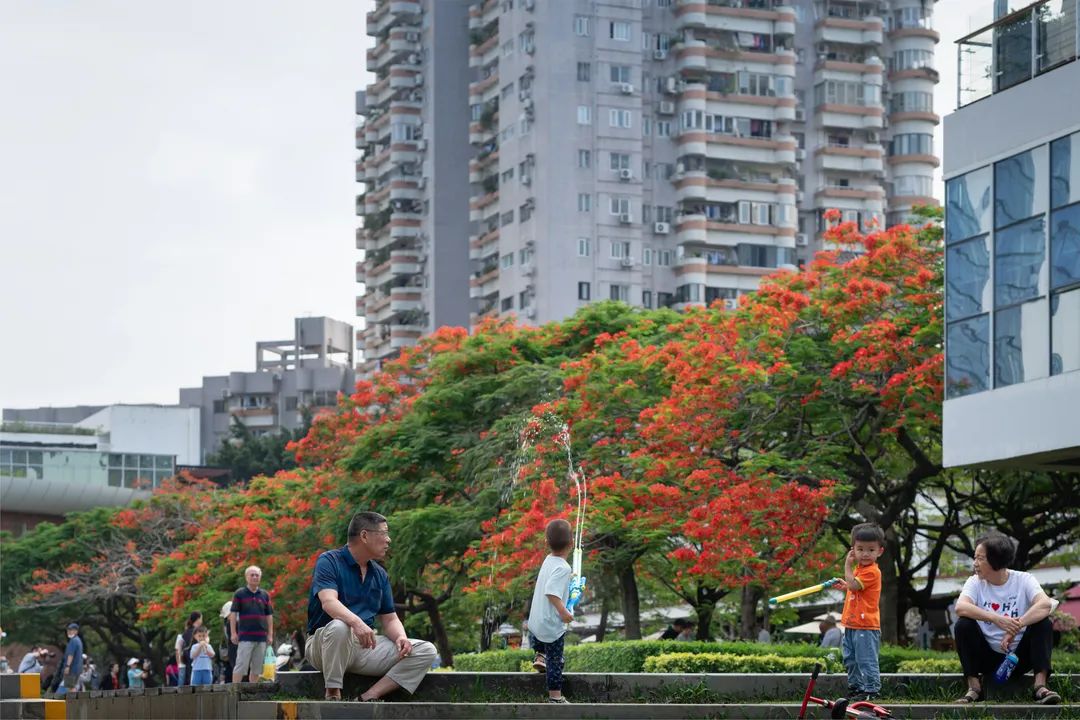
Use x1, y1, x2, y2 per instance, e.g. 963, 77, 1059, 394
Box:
229, 566, 274, 683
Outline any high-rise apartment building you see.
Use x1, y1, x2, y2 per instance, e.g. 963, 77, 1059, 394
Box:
943, 0, 1079, 469
356, 0, 940, 370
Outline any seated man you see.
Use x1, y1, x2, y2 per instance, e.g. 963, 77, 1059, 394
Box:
306, 511, 437, 701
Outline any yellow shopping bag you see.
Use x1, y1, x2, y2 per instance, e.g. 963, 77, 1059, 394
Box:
260, 645, 276, 682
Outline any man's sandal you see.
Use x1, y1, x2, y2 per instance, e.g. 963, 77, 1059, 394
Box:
954, 688, 982, 704
1034, 685, 1061, 705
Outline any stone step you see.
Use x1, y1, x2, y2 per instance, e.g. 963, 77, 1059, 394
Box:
0, 699, 65, 720
236, 700, 1073, 719
0, 675, 41, 700
273, 670, 1080, 703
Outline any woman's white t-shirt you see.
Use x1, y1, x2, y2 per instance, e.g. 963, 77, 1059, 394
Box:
959, 570, 1044, 650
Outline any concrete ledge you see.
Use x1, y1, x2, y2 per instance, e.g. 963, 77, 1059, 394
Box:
0, 675, 40, 701
273, 670, 1079, 703
0, 699, 65, 720
235, 701, 1074, 720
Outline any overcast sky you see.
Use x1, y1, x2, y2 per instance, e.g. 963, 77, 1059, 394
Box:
1, 0, 982, 410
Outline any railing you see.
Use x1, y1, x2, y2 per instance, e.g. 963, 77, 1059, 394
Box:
957, 0, 1078, 108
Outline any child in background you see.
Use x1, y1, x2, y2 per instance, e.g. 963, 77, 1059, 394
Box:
189, 626, 216, 686
838, 522, 885, 701
528, 519, 575, 704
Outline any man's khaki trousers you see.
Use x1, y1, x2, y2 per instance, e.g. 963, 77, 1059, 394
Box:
305, 619, 437, 692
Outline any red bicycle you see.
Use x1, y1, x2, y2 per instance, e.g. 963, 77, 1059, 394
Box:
798, 663, 894, 719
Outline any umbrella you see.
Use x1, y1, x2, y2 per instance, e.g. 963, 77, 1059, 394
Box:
783, 619, 845, 635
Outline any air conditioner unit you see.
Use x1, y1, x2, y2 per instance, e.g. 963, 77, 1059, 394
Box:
523, 98, 534, 111
665, 76, 678, 94
520, 264, 535, 276
658, 101, 676, 114
414, 73, 424, 86
654, 221, 671, 234
620, 257, 635, 268
407, 53, 420, 65
723, 298, 739, 310
794, 107, 806, 121
521, 174, 532, 186
619, 83, 635, 94
619, 168, 634, 181
618, 212, 633, 224
796, 233, 808, 247
525, 306, 537, 318
417, 176, 427, 189
406, 32, 420, 42
795, 148, 806, 160
416, 139, 427, 152
653, 49, 668, 61
524, 0, 535, 10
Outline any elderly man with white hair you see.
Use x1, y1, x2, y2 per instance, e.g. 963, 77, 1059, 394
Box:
229, 565, 274, 683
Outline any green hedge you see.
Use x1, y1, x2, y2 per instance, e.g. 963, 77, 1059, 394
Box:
644, 652, 841, 673
452, 640, 1080, 674
896, 658, 962, 673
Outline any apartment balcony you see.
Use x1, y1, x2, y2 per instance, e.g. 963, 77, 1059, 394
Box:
469, 34, 499, 69
469, 190, 500, 222
889, 193, 940, 210
389, 67, 422, 90
677, 131, 797, 166
684, 84, 798, 121
355, 295, 366, 316
388, 28, 422, 56
886, 152, 941, 169
888, 67, 940, 83
367, 0, 421, 37
356, 260, 366, 283
469, 149, 499, 182
813, 58, 884, 82
673, 172, 792, 205
364, 212, 423, 252
675, 213, 797, 247
815, 102, 884, 130
390, 325, 425, 350
366, 252, 423, 288
365, 76, 392, 109
469, 266, 499, 299
676, 41, 798, 75
469, 118, 498, 145
674, 0, 796, 36
468, 73, 499, 104
888, 110, 941, 125
813, 16, 884, 47
367, 40, 391, 74
814, 185, 886, 208
888, 25, 940, 42
369, 288, 425, 324
469, 226, 500, 260
815, 144, 884, 174
468, 0, 499, 29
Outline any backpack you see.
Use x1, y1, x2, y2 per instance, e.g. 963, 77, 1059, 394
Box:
181, 627, 197, 665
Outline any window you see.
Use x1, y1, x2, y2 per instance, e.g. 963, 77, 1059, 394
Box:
501, 252, 514, 269
642, 290, 653, 308
501, 210, 515, 226
657, 250, 672, 266
212, 399, 226, 413
519, 247, 534, 265
578, 281, 591, 300
890, 49, 935, 72
890, 91, 933, 113
577, 237, 591, 256
578, 149, 591, 168
610, 284, 630, 301
610, 65, 631, 84
738, 71, 774, 97
471, 104, 483, 122
996, 146, 1048, 229
574, 16, 591, 36
578, 193, 592, 212
501, 296, 514, 311
520, 202, 533, 222
642, 204, 652, 223
501, 82, 515, 100
946, 165, 993, 244
656, 206, 673, 223
642, 117, 651, 136
814, 80, 877, 106
609, 152, 631, 171
643, 247, 653, 265
894, 176, 934, 198
657, 291, 673, 307
642, 32, 652, 50
499, 124, 515, 142
577, 62, 591, 82
577, 106, 592, 125
610, 21, 631, 41
501, 39, 515, 57
501, 167, 515, 184
656, 120, 671, 137
610, 240, 630, 258
675, 284, 703, 303
609, 109, 632, 128
610, 196, 630, 215
890, 133, 934, 157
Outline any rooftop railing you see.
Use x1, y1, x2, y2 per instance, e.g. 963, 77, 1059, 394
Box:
957, 0, 1078, 108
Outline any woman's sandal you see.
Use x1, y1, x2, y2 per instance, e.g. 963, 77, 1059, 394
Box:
1034, 685, 1061, 705
954, 688, 982, 704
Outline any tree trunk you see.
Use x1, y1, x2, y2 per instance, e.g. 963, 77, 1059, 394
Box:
421, 595, 453, 667
618, 564, 641, 640
596, 598, 609, 643
879, 533, 899, 644
693, 601, 715, 641
740, 585, 763, 640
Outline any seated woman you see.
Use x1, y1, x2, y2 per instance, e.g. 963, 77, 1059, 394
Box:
953, 532, 1059, 705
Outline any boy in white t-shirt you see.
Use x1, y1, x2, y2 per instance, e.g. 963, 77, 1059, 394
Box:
953, 532, 1059, 705
527, 519, 575, 704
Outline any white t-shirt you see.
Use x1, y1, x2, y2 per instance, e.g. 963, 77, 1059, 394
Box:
959, 570, 1044, 650
528, 554, 572, 644
175, 634, 186, 668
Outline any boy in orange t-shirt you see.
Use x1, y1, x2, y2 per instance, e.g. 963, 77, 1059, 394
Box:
838, 522, 885, 700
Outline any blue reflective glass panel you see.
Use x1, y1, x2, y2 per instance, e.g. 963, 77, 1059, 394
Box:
946, 236, 991, 321
995, 146, 1047, 228
1051, 288, 1080, 375
946, 166, 992, 244
995, 216, 1047, 307
1051, 203, 1080, 289
1051, 132, 1080, 208
995, 299, 1049, 387
946, 316, 990, 398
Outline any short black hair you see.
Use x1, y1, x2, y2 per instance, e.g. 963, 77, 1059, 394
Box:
545, 519, 573, 552
975, 532, 1015, 570
851, 522, 885, 547
673, 618, 694, 629
348, 511, 388, 538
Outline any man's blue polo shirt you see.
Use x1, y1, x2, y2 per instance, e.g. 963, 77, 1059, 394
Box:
307, 546, 395, 634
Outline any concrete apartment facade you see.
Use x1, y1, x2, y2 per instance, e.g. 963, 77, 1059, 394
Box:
355, 0, 940, 371
179, 316, 356, 460
942, 0, 1080, 470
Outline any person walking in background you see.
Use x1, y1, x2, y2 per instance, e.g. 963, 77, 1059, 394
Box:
176, 611, 202, 686
230, 566, 274, 683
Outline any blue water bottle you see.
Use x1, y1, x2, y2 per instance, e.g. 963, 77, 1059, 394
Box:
994, 652, 1018, 683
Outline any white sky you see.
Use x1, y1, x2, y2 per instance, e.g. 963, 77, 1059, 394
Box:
0, 0, 981, 409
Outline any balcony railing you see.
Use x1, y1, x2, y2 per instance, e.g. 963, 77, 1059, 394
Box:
957, 0, 1078, 108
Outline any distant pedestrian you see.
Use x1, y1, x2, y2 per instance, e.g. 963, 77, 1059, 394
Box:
18, 647, 48, 674
99, 663, 122, 691
176, 611, 202, 686
219, 601, 236, 682
230, 566, 274, 683
189, 626, 216, 686
57, 623, 83, 694
820, 616, 843, 648
757, 625, 772, 644
126, 658, 144, 689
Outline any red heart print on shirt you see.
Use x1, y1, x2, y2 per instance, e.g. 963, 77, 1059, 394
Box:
991, 603, 1000, 611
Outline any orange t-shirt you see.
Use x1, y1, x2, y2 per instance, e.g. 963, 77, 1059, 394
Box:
841, 562, 882, 630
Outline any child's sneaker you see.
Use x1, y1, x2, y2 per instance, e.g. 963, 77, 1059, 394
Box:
547, 696, 570, 703
532, 654, 547, 672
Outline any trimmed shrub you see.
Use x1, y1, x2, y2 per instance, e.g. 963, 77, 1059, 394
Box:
452, 648, 532, 671
896, 658, 962, 673
644, 652, 841, 674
